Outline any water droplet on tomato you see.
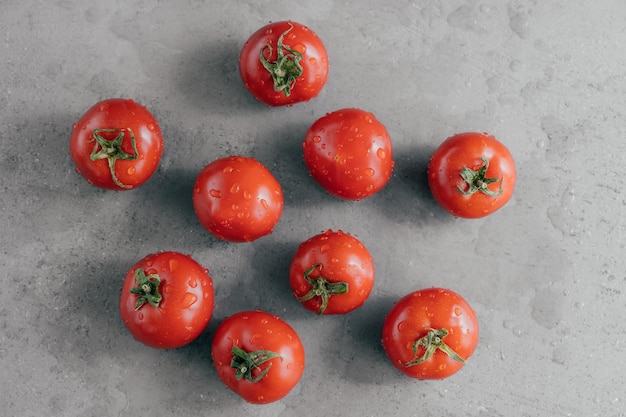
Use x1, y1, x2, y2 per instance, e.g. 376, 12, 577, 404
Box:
169, 258, 178, 271
210, 189, 222, 198
312, 135, 321, 143
365, 168, 375, 176
397, 320, 408, 331
320, 244, 330, 253
163, 284, 173, 294
250, 333, 262, 344
260, 199, 269, 209
138, 313, 144, 320
147, 123, 155, 131
309, 57, 317, 65
376, 148, 387, 160
261, 318, 269, 325
188, 278, 197, 288
223, 166, 234, 174
454, 307, 462, 316
127, 166, 135, 175
230, 183, 240, 193
330, 257, 339, 264
181, 293, 198, 309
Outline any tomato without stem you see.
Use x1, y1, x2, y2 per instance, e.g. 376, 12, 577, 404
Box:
239, 21, 329, 106
69, 98, 164, 190
428, 132, 516, 218
211, 310, 305, 404
119, 252, 215, 349
382, 288, 479, 380
289, 229, 375, 315
192, 156, 284, 242
303, 108, 394, 200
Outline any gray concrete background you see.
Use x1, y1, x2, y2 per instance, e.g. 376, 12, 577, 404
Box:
1, 0, 625, 416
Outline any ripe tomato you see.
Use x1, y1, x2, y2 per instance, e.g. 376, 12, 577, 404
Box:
239, 21, 329, 106
381, 288, 479, 380
289, 229, 375, 315
427, 132, 516, 218
69, 98, 164, 190
192, 156, 284, 242
302, 108, 395, 200
119, 252, 215, 349
211, 310, 305, 404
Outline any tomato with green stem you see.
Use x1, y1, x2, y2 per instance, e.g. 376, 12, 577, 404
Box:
119, 252, 215, 349
192, 156, 284, 242
69, 98, 164, 190
382, 287, 479, 379
289, 229, 375, 315
239, 21, 329, 106
302, 108, 395, 200
428, 132, 516, 218
211, 310, 305, 404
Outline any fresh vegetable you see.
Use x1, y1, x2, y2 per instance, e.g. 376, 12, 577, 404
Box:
211, 310, 305, 404
69, 98, 164, 190
381, 287, 479, 380
289, 229, 374, 314
192, 156, 284, 242
427, 132, 516, 218
119, 252, 215, 349
239, 20, 329, 106
302, 108, 394, 200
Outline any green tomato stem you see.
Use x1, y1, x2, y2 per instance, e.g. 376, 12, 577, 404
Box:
403, 327, 466, 367
230, 346, 282, 382
90, 128, 139, 189
297, 263, 349, 315
259, 23, 304, 97
457, 156, 503, 197
129, 269, 162, 310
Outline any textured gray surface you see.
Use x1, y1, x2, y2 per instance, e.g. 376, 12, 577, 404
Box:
2, 0, 626, 416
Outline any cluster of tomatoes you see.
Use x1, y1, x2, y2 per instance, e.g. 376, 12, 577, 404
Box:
68, 21, 517, 404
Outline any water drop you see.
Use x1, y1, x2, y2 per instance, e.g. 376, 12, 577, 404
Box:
376, 148, 387, 160
169, 258, 179, 271
454, 307, 462, 316
260, 199, 269, 209
188, 278, 197, 288
312, 135, 322, 143
147, 123, 155, 131
210, 189, 222, 198
181, 293, 198, 309
127, 166, 135, 175
230, 183, 240, 194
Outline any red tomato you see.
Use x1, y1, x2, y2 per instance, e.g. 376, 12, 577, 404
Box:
119, 252, 215, 349
382, 288, 479, 380
428, 132, 516, 218
69, 98, 164, 190
211, 310, 305, 404
192, 156, 284, 242
239, 21, 329, 106
302, 108, 395, 200
289, 229, 375, 315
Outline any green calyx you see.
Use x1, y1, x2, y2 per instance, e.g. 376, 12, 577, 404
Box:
297, 263, 349, 315
259, 23, 304, 97
404, 328, 466, 367
231, 346, 282, 383
457, 156, 503, 197
90, 128, 138, 189
129, 269, 162, 310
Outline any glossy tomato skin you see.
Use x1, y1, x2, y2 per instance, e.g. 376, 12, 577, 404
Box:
239, 21, 329, 106
69, 98, 163, 190
303, 108, 395, 200
192, 156, 284, 242
211, 310, 305, 404
119, 252, 215, 349
428, 132, 516, 218
289, 229, 375, 314
382, 288, 479, 380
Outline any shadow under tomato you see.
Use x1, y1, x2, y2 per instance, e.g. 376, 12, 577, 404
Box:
174, 39, 264, 115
